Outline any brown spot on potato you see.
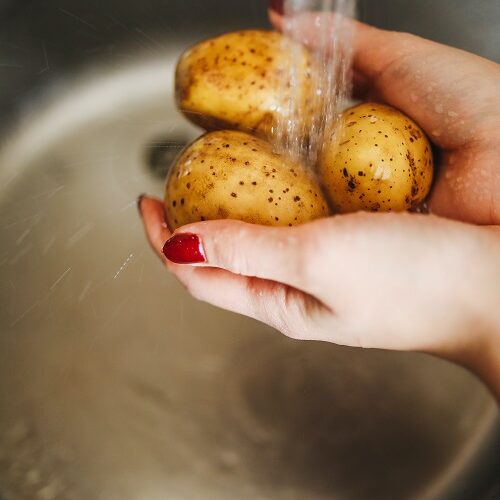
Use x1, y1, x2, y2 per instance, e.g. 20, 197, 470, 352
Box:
217, 207, 229, 217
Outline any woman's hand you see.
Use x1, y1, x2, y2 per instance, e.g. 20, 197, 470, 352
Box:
139, 198, 500, 398
269, 9, 500, 226
138, 15, 500, 398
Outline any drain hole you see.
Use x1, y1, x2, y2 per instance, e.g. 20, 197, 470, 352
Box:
144, 136, 189, 179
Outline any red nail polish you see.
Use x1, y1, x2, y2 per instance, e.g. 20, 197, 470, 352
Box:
137, 193, 146, 216
269, 0, 284, 15
162, 233, 206, 264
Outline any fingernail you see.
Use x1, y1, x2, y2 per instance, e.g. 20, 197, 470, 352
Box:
162, 233, 207, 264
137, 193, 146, 216
269, 0, 284, 15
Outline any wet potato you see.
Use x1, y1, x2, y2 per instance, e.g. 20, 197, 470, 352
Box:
165, 130, 329, 230
173, 30, 434, 222
175, 30, 313, 141
319, 103, 434, 213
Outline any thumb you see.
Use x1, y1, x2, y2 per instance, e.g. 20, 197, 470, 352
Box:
269, 9, 499, 149
162, 219, 316, 294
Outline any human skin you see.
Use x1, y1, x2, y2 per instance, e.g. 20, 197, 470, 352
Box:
138, 13, 500, 400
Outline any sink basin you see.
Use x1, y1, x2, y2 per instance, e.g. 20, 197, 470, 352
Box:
0, 1, 499, 499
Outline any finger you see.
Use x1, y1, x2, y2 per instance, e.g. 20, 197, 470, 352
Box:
163, 219, 317, 295
138, 195, 171, 261
137, 196, 332, 339
270, 11, 411, 83
170, 263, 331, 341
269, 10, 499, 149
269, 9, 379, 99
352, 70, 375, 101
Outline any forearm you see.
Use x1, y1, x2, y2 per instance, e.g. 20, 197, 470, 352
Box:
460, 332, 500, 403
460, 229, 500, 402
479, 343, 500, 402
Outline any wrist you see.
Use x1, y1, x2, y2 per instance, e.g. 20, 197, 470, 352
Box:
483, 340, 500, 401
462, 331, 500, 402
456, 232, 500, 401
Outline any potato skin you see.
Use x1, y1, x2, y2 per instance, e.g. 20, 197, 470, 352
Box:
319, 103, 434, 213
175, 30, 313, 140
165, 130, 329, 229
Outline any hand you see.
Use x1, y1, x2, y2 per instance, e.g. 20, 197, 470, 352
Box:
139, 198, 500, 397
138, 15, 500, 398
268, 9, 500, 226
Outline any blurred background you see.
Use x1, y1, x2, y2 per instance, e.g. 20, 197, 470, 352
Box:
0, 1, 499, 499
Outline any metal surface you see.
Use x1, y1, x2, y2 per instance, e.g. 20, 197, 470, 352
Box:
0, 1, 499, 499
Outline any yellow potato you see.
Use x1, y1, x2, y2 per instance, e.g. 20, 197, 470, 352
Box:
319, 103, 434, 213
175, 30, 313, 140
165, 130, 329, 229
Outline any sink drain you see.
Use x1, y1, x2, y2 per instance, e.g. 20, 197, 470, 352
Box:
144, 135, 190, 180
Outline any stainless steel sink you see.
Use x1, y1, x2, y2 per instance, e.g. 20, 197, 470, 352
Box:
0, 1, 499, 499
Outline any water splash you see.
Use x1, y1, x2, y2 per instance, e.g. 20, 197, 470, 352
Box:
272, 0, 356, 169
113, 253, 134, 280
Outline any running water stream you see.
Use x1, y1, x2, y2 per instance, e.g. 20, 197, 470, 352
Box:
273, 0, 356, 169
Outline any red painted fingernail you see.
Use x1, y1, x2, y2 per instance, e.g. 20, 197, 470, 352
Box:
162, 233, 206, 264
137, 193, 146, 217
269, 0, 284, 15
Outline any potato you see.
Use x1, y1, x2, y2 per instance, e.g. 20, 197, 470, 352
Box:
319, 103, 434, 213
165, 130, 329, 229
175, 30, 313, 141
